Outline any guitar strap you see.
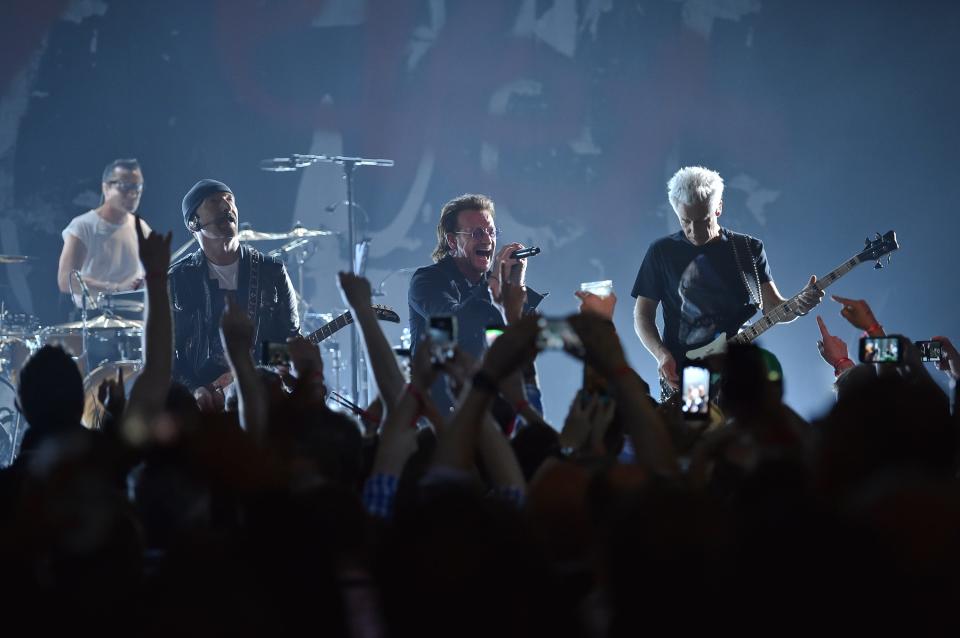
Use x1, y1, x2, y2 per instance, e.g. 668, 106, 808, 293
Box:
247, 248, 263, 343
728, 230, 762, 311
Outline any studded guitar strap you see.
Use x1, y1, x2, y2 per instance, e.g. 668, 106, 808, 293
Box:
729, 230, 763, 311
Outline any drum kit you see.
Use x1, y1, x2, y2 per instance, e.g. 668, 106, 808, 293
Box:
0, 222, 348, 463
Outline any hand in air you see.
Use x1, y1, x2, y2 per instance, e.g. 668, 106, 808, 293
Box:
220, 293, 254, 356
481, 314, 539, 379
574, 290, 617, 320
831, 294, 879, 332
566, 313, 629, 378
337, 271, 373, 310
795, 275, 824, 314
816, 315, 850, 368
135, 215, 172, 275
97, 367, 127, 423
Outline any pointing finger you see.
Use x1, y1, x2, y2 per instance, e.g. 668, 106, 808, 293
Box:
816, 315, 831, 339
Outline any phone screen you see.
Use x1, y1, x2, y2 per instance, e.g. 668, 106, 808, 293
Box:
860, 336, 901, 364
915, 340, 943, 362
536, 317, 583, 353
261, 341, 291, 367
680, 365, 710, 419
485, 326, 504, 347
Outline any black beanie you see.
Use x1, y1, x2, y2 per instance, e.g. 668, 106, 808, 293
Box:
182, 179, 233, 228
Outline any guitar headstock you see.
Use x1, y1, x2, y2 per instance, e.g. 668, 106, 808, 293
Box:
855, 230, 899, 268
372, 304, 400, 323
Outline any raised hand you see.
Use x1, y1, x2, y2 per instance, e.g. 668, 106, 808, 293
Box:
566, 313, 630, 378
135, 215, 172, 275
816, 315, 851, 369
831, 294, 880, 332
574, 290, 617, 320
337, 271, 373, 310
481, 314, 539, 379
220, 293, 254, 357
97, 367, 127, 423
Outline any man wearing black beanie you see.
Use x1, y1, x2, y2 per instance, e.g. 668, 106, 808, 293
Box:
168, 179, 300, 408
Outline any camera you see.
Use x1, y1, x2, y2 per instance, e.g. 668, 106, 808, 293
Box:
484, 325, 504, 347
859, 335, 902, 364
680, 363, 711, 420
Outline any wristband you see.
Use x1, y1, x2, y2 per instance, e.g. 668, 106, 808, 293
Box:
472, 370, 500, 395
612, 365, 634, 378
834, 357, 854, 376
864, 322, 883, 336
513, 399, 530, 413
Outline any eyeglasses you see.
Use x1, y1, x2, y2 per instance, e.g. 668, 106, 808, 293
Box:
452, 227, 501, 241
107, 181, 144, 193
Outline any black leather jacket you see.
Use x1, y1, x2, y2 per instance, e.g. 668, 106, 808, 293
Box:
168, 245, 300, 389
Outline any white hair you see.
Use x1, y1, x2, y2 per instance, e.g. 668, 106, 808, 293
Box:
667, 166, 724, 214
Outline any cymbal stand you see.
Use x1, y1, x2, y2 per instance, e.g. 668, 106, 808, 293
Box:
261, 153, 394, 404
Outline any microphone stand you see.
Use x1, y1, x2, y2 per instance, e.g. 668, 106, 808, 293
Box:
72, 270, 93, 373
261, 153, 394, 404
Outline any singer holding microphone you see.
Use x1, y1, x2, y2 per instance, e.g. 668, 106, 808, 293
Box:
168, 179, 299, 407
408, 193, 546, 413
58, 158, 153, 309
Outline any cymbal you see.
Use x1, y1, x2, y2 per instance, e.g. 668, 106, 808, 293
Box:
238, 226, 336, 241
53, 315, 143, 330
0, 255, 32, 264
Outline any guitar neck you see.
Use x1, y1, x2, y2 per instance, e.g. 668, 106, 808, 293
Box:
730, 256, 861, 346
306, 311, 354, 344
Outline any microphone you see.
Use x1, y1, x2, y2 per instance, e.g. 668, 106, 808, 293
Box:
510, 246, 541, 260
72, 270, 97, 309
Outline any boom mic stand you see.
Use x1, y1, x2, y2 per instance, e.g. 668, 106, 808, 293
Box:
261, 154, 394, 404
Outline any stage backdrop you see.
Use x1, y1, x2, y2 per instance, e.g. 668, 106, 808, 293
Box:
2, 0, 958, 422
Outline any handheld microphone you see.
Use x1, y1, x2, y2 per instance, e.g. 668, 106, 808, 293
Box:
510, 246, 541, 260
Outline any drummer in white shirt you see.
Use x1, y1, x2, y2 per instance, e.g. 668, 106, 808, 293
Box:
57, 158, 152, 307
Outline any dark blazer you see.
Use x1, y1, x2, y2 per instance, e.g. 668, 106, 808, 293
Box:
408, 255, 546, 359
168, 245, 299, 389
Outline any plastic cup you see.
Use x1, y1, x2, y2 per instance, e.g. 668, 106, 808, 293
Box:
579, 280, 613, 298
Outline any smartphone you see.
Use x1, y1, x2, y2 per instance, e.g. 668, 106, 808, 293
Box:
915, 340, 943, 362
261, 341, 291, 367
536, 317, 583, 354
679, 364, 711, 420
485, 325, 504, 347
428, 315, 457, 361
859, 335, 902, 364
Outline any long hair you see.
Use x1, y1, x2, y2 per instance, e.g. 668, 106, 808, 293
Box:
431, 194, 495, 263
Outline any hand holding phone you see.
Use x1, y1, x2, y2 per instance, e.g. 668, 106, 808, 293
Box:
915, 340, 943, 362
261, 341, 291, 367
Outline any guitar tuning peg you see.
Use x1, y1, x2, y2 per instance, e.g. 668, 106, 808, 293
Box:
874, 259, 883, 269
864, 237, 871, 247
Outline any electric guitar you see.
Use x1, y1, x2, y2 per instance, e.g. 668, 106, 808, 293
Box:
203, 305, 399, 393
659, 231, 900, 400
304, 304, 400, 345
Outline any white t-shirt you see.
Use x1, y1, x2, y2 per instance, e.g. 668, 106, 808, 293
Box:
207, 259, 239, 290
62, 210, 150, 291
